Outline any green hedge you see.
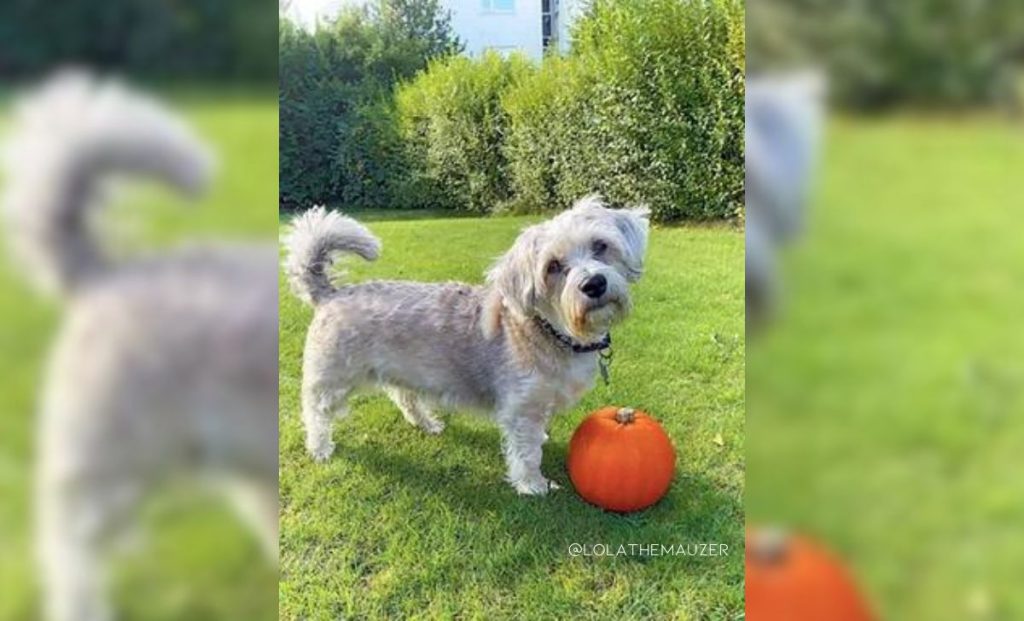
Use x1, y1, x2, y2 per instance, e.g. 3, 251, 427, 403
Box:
394, 0, 744, 221
0, 0, 276, 83
747, 0, 1024, 109
500, 53, 581, 217
280, 0, 745, 222
395, 53, 533, 213
278, 1, 460, 209
505, 0, 745, 221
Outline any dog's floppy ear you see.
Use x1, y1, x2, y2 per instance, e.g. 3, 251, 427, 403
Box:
483, 224, 543, 337
613, 206, 650, 281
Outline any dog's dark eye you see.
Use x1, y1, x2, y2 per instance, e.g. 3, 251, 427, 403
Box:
546, 260, 563, 275
592, 240, 608, 255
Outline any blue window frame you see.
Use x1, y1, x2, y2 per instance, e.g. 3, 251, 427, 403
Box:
482, 0, 515, 12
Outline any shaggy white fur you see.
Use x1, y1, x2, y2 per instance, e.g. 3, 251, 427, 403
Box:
2, 72, 278, 621
745, 71, 825, 326
285, 197, 649, 495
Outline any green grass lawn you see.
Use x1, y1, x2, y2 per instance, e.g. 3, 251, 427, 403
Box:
278, 214, 745, 619
747, 117, 1024, 619
0, 93, 279, 621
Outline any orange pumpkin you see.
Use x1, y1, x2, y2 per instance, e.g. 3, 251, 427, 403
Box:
746, 527, 875, 621
567, 406, 675, 512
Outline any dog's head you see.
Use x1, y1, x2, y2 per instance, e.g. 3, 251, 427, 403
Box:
485, 195, 650, 343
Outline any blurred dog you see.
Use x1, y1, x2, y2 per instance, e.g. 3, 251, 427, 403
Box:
745, 71, 825, 329
2, 73, 278, 621
285, 197, 649, 495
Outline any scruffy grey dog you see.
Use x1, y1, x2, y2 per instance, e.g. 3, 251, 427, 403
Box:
746, 71, 825, 328
284, 196, 649, 495
2, 73, 278, 621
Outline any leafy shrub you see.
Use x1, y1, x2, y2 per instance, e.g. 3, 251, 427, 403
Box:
748, 0, 1024, 109
280, 0, 744, 222
500, 54, 584, 215
395, 53, 533, 213
504, 0, 745, 221
334, 92, 414, 209
278, 0, 460, 209
279, 20, 344, 208
0, 0, 276, 83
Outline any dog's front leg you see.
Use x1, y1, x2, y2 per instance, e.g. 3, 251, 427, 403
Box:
498, 407, 559, 496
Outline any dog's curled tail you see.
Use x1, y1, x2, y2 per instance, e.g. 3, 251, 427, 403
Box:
284, 206, 381, 305
1, 71, 214, 297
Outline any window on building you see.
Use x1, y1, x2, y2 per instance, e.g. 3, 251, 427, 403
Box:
482, 0, 515, 12
542, 0, 557, 49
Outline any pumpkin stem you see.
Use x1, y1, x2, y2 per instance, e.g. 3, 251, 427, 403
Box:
750, 528, 789, 565
615, 407, 636, 424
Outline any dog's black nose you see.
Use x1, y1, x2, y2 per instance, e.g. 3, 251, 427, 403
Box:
580, 274, 607, 299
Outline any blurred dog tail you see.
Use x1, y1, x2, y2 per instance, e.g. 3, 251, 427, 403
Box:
283, 206, 381, 305
0, 71, 214, 297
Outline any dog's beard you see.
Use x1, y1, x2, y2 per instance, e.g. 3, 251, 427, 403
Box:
558, 288, 631, 343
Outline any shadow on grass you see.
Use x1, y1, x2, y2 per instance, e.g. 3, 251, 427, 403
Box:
333, 418, 741, 594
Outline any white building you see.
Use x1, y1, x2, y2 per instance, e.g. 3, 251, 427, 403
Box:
286, 0, 584, 60
443, 0, 584, 59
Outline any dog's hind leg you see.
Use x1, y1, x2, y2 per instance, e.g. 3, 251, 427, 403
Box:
223, 478, 279, 562
301, 382, 349, 462
37, 409, 144, 621
38, 473, 138, 621
35, 331, 153, 621
413, 396, 445, 435
384, 386, 445, 435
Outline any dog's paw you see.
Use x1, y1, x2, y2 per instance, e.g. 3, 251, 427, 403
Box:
419, 418, 446, 435
307, 440, 335, 463
511, 474, 558, 496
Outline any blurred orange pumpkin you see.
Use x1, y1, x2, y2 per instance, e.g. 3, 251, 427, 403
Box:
746, 527, 875, 621
567, 406, 675, 512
